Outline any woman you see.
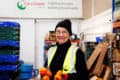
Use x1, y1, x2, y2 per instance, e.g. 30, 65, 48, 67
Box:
46, 19, 89, 80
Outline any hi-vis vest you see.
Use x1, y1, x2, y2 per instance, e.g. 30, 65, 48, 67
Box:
47, 45, 79, 74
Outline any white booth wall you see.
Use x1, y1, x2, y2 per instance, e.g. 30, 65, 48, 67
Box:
79, 9, 113, 42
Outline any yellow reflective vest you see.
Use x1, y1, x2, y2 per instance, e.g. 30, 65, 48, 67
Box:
47, 45, 79, 74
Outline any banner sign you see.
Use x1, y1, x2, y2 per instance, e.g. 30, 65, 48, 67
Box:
0, 0, 82, 18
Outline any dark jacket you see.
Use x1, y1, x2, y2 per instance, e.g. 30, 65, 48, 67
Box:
45, 40, 89, 80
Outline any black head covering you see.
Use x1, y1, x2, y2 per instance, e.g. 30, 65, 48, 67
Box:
55, 19, 72, 35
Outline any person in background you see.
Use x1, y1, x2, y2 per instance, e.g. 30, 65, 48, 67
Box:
45, 19, 89, 80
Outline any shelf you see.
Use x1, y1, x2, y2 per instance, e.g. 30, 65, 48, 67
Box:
45, 40, 56, 44
45, 39, 80, 44
113, 22, 120, 28
71, 39, 80, 43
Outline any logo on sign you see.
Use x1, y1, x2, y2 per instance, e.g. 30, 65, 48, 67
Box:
17, 0, 26, 10
17, 0, 45, 10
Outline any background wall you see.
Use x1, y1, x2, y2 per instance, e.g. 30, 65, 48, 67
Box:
94, 0, 112, 15
79, 9, 112, 42
83, 0, 112, 19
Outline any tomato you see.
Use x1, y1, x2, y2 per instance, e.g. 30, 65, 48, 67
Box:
47, 70, 52, 77
56, 70, 62, 75
39, 67, 48, 75
42, 75, 50, 80
54, 74, 62, 80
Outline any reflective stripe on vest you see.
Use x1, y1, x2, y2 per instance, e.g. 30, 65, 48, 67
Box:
47, 45, 79, 74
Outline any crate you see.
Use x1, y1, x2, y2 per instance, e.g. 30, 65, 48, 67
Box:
0, 54, 19, 63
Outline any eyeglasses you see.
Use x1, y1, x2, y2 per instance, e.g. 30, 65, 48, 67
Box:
56, 30, 68, 35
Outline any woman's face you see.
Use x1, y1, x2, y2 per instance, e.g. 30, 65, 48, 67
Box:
55, 27, 70, 44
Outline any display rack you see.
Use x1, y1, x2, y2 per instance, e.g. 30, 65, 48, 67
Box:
80, 33, 113, 80
112, 20, 120, 79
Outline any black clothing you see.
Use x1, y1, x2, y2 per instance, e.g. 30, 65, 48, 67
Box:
50, 40, 71, 76
47, 40, 89, 80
